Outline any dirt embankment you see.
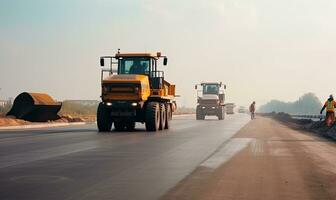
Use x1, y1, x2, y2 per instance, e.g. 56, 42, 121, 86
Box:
262, 112, 336, 140
162, 117, 336, 200
0, 114, 96, 127
0, 115, 31, 127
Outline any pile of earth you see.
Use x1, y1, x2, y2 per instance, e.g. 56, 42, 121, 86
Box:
0, 116, 31, 127
0, 114, 96, 127
260, 112, 313, 125
57, 115, 96, 123
260, 112, 336, 140
303, 120, 336, 140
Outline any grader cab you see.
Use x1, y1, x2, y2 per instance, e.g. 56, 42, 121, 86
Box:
97, 51, 176, 132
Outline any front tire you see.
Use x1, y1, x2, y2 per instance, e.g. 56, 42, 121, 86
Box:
114, 121, 125, 131
159, 103, 166, 130
218, 106, 225, 120
196, 106, 205, 120
145, 102, 160, 132
97, 103, 112, 132
164, 103, 171, 129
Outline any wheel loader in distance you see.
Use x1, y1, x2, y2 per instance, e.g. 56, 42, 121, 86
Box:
195, 82, 226, 120
97, 51, 176, 132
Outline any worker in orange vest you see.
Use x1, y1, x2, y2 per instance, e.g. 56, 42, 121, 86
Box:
320, 95, 336, 126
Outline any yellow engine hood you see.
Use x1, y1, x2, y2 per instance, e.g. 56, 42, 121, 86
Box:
103, 74, 148, 84
102, 74, 150, 102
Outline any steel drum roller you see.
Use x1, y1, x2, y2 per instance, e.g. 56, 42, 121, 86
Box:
7, 92, 62, 122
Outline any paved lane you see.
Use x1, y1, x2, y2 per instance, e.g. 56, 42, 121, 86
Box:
0, 114, 250, 200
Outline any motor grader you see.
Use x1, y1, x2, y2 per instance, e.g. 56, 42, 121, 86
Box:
195, 82, 226, 120
97, 51, 176, 132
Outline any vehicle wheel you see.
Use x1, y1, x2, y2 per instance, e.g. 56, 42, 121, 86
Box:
125, 121, 136, 131
196, 106, 204, 120
159, 103, 166, 130
223, 107, 226, 119
164, 104, 171, 129
97, 103, 112, 132
218, 106, 225, 120
145, 102, 160, 132
114, 121, 125, 131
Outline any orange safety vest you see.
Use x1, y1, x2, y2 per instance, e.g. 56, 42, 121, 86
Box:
325, 100, 336, 112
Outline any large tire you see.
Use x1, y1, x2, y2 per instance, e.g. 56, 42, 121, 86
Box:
196, 106, 205, 120
164, 103, 171, 129
218, 106, 225, 120
159, 103, 166, 130
97, 103, 112, 132
125, 121, 136, 131
223, 107, 226, 119
114, 121, 125, 131
145, 102, 160, 132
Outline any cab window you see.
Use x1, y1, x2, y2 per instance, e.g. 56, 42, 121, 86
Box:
118, 57, 150, 75
203, 84, 219, 94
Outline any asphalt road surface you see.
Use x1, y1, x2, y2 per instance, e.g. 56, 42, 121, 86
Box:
0, 114, 250, 200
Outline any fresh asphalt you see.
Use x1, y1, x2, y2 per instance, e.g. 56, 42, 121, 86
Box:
0, 114, 250, 200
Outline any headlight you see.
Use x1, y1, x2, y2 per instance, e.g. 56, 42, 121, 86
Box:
106, 102, 112, 106
131, 102, 138, 107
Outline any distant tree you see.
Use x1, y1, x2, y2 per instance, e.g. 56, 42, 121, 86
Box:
258, 93, 322, 114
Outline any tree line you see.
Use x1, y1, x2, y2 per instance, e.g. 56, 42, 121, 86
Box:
258, 93, 322, 115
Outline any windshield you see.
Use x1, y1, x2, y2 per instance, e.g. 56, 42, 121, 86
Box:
118, 57, 150, 75
203, 84, 219, 95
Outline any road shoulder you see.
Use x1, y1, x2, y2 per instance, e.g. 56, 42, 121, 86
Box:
161, 116, 336, 200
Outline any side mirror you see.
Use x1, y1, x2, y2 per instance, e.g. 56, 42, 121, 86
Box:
163, 57, 168, 66
100, 58, 105, 66
195, 85, 197, 90
224, 84, 226, 89
220, 82, 222, 87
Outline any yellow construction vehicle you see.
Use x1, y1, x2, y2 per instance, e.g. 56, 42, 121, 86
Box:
97, 50, 176, 132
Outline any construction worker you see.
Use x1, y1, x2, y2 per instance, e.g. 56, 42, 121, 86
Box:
320, 95, 336, 126
249, 101, 256, 120
130, 61, 148, 75
129, 60, 141, 74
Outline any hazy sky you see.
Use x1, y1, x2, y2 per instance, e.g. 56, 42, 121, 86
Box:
1, 0, 336, 107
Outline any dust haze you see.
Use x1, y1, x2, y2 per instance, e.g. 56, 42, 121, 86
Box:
1, 0, 336, 107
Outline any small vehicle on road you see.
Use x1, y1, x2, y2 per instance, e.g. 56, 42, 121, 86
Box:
225, 103, 235, 114
238, 106, 247, 113
195, 82, 226, 120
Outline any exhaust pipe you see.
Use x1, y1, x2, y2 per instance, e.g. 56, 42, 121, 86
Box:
7, 92, 62, 122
